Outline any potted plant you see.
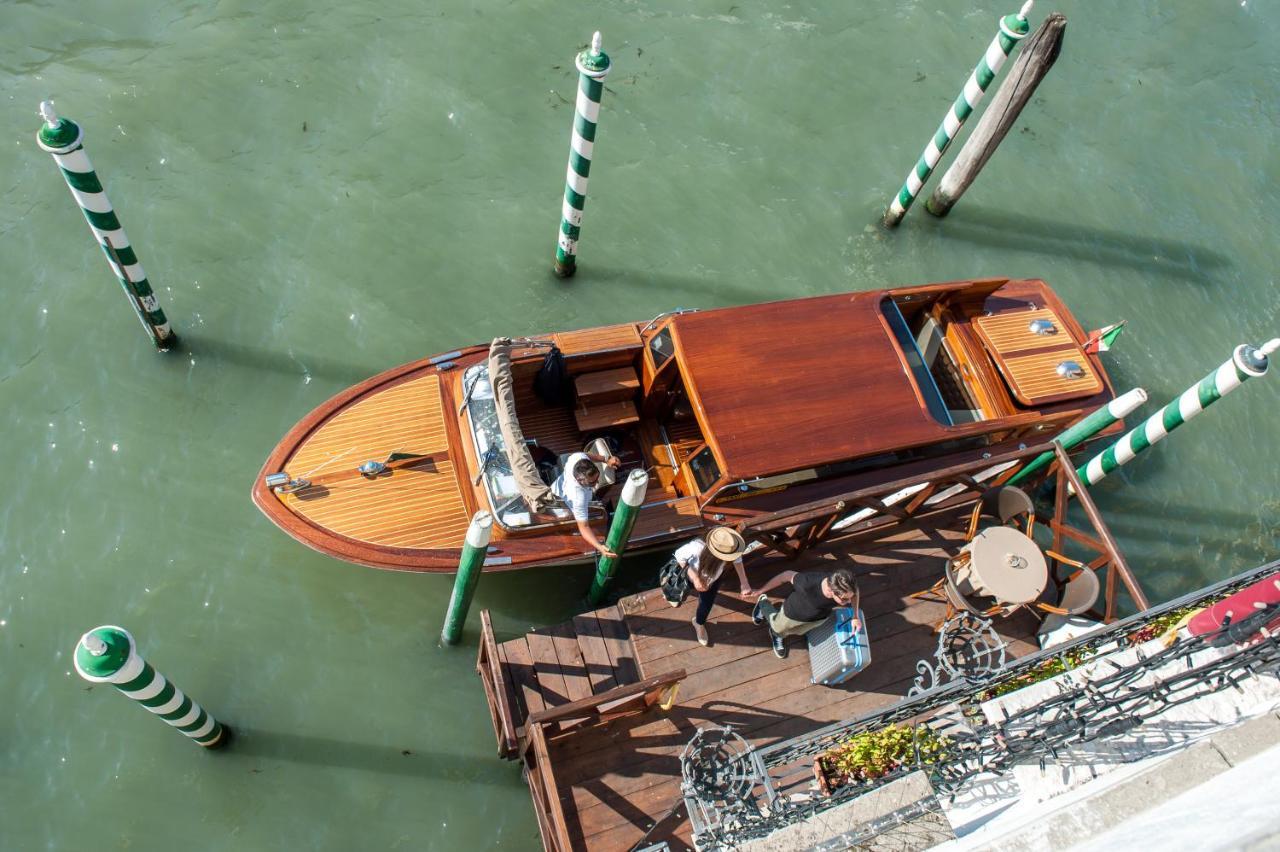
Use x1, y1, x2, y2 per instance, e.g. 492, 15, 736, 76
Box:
813, 723, 951, 795
975, 646, 1092, 702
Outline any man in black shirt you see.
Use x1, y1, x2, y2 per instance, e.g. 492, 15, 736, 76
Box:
752, 567, 860, 658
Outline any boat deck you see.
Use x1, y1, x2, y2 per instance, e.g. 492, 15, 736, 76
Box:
477, 528, 1043, 851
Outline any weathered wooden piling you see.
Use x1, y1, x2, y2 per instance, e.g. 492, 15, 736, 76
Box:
75, 626, 227, 748
36, 101, 175, 349
554, 31, 611, 278
926, 13, 1067, 217
883, 2, 1033, 228
1008, 387, 1147, 486
441, 511, 494, 646
587, 469, 648, 605
1074, 340, 1280, 490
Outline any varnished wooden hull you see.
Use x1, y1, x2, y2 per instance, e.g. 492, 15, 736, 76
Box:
253, 279, 1116, 574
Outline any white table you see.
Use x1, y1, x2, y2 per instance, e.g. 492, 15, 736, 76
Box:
961, 525, 1048, 605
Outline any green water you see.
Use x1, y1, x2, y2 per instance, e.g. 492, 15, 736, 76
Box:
2, 0, 1278, 847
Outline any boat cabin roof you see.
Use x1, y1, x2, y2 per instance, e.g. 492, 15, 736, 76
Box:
668, 291, 946, 482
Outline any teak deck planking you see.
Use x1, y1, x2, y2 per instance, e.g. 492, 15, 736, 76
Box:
486, 530, 1043, 851
281, 373, 471, 549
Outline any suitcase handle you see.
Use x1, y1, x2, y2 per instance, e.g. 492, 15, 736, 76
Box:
835, 608, 865, 647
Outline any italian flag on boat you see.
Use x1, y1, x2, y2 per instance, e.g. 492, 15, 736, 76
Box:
1084, 320, 1126, 354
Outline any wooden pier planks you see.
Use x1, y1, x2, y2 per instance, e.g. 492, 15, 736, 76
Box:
511, 533, 1044, 851
487, 607, 645, 758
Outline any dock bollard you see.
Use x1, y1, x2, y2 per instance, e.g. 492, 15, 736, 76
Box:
441, 511, 494, 646
882, 2, 1033, 228
1074, 339, 1280, 491
74, 626, 226, 748
35, 101, 175, 350
587, 470, 649, 606
1007, 387, 1148, 486
553, 31, 611, 278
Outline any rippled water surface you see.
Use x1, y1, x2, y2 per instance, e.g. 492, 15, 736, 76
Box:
2, 0, 1278, 847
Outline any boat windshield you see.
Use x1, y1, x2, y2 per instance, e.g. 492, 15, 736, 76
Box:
462, 363, 571, 530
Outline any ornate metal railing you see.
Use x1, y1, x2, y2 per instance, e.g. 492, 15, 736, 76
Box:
681, 559, 1280, 848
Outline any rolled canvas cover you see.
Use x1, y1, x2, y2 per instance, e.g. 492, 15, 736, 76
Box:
488, 339, 556, 512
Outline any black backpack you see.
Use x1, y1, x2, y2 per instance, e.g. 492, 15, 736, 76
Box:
533, 345, 572, 407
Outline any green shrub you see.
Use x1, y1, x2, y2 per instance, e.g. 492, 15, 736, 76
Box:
817, 724, 951, 790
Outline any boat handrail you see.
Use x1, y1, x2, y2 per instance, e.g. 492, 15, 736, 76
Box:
640, 307, 697, 335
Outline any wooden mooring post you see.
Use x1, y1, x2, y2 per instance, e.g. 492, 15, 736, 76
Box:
926, 13, 1067, 218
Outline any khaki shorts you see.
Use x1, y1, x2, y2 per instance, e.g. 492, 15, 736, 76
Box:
768, 608, 827, 638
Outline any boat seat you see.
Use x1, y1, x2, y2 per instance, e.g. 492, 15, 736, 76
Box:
574, 367, 640, 405
575, 399, 639, 433
573, 367, 641, 434
553, 438, 618, 488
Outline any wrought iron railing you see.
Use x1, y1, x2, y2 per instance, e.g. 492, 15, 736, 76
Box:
681, 559, 1280, 848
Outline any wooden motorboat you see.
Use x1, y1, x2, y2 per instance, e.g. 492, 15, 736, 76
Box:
251, 277, 1116, 572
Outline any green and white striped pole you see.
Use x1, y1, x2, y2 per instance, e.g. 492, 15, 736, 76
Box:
36, 101, 175, 350
1074, 339, 1280, 490
1007, 388, 1149, 486
74, 626, 226, 748
883, 2, 1033, 228
587, 469, 648, 605
441, 511, 494, 646
553, 31, 611, 278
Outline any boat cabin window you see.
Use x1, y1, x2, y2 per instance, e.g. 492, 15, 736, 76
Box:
648, 326, 676, 372
686, 445, 721, 494
883, 298, 985, 426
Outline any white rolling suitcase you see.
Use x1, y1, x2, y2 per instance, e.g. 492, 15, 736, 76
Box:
807, 607, 870, 685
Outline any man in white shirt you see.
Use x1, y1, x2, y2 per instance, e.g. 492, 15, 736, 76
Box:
551, 448, 620, 557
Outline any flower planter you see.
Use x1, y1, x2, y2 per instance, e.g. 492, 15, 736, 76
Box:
812, 723, 948, 796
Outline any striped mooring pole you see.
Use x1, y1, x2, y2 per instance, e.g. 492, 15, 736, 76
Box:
553, 31, 611, 278
1075, 339, 1280, 490
587, 469, 649, 606
441, 511, 494, 646
36, 101, 175, 349
74, 625, 227, 748
882, 2, 1033, 228
1007, 388, 1149, 486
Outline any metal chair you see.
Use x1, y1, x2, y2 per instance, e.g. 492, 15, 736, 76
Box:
911, 555, 1004, 631
979, 485, 1036, 538
1035, 550, 1101, 617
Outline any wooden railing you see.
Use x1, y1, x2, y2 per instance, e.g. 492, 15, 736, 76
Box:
521, 670, 686, 852
526, 669, 686, 736
736, 442, 1052, 558
1045, 442, 1150, 616
475, 610, 520, 759
735, 439, 1150, 624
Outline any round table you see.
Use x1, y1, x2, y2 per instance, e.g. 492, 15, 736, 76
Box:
961, 526, 1047, 605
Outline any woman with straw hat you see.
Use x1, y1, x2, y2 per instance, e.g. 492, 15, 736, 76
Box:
673, 527, 754, 647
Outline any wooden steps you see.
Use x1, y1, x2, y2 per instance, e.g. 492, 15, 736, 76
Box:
573, 367, 641, 434
574, 368, 640, 404
477, 606, 640, 759
574, 400, 639, 434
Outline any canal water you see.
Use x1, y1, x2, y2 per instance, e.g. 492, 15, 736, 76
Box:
2, 0, 1277, 847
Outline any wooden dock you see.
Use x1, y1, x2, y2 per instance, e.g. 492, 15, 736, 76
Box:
478, 529, 1042, 851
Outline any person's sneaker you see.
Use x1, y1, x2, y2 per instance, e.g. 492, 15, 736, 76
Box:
752, 594, 770, 626
770, 630, 788, 659
666, 594, 681, 608
693, 618, 710, 647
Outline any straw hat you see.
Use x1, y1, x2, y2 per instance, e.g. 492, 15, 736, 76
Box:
706, 527, 747, 562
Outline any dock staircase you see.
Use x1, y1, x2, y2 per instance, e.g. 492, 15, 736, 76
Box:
476, 608, 685, 851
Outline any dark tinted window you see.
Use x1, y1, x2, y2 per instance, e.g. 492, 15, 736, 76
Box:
688, 446, 721, 493
649, 327, 675, 371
